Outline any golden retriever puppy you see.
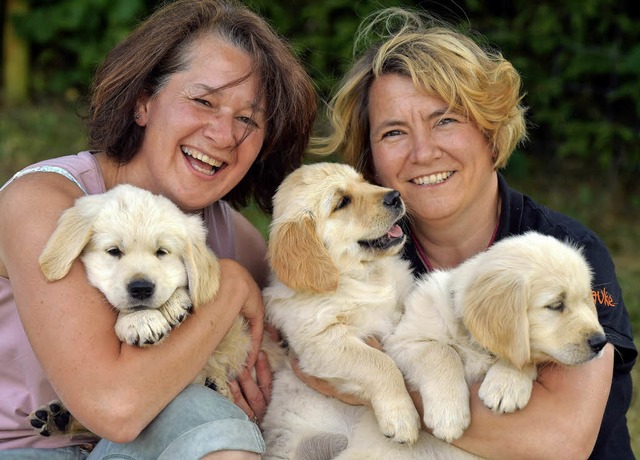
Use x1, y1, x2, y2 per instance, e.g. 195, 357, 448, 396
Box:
385, 232, 607, 444
30, 184, 251, 436
261, 162, 421, 459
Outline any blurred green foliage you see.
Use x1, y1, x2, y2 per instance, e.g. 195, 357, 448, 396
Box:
10, 0, 149, 97
6, 0, 639, 196
459, 0, 640, 197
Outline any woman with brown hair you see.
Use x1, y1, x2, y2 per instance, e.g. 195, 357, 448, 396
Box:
0, 0, 316, 458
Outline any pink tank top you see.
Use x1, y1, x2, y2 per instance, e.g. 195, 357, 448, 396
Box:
0, 151, 236, 449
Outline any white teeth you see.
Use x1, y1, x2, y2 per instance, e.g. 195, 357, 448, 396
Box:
181, 146, 223, 168
412, 171, 453, 185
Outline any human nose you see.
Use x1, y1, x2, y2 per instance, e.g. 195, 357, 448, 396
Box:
202, 113, 236, 150
409, 129, 441, 162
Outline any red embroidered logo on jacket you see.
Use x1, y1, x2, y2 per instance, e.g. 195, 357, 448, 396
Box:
592, 288, 616, 307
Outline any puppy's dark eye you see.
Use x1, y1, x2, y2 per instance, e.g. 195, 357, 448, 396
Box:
545, 301, 565, 312
107, 247, 122, 258
334, 196, 351, 211
156, 248, 169, 257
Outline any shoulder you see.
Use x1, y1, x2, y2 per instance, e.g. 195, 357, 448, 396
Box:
499, 174, 604, 249
0, 169, 85, 284
1, 171, 84, 226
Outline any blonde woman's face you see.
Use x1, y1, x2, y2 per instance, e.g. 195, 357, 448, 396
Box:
130, 35, 266, 212
368, 73, 497, 224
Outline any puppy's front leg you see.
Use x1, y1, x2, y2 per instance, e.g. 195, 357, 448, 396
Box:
115, 288, 192, 346
115, 309, 173, 346
159, 287, 193, 326
479, 360, 537, 413
389, 340, 470, 442
313, 338, 420, 445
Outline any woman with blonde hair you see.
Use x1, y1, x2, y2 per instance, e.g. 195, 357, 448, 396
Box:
313, 8, 636, 459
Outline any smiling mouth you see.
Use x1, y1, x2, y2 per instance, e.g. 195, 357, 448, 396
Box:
412, 171, 454, 185
181, 146, 225, 176
358, 222, 406, 250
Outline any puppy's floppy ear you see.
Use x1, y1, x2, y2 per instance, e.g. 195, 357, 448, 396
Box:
461, 266, 530, 369
38, 198, 97, 281
183, 219, 221, 308
268, 216, 339, 293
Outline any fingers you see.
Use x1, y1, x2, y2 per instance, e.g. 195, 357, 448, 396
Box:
228, 379, 255, 420
364, 336, 382, 350
229, 355, 272, 425
245, 316, 264, 369
241, 282, 265, 369
254, 350, 273, 403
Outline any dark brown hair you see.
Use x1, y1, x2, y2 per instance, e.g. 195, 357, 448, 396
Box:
88, 0, 316, 213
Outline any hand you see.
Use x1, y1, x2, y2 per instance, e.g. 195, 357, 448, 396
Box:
229, 350, 273, 424
221, 259, 265, 369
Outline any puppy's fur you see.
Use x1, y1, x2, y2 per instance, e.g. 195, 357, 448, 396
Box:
261, 162, 421, 458
30, 184, 251, 437
383, 232, 606, 450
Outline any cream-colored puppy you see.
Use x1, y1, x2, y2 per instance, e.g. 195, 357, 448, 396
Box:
261, 163, 421, 459
30, 184, 250, 436
310, 233, 606, 460
385, 232, 607, 444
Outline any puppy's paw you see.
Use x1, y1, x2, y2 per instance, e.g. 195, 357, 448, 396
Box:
28, 400, 72, 437
115, 309, 173, 346
373, 395, 421, 445
479, 363, 535, 413
160, 288, 193, 326
421, 383, 470, 442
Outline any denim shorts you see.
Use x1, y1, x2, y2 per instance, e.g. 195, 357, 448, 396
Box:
0, 384, 265, 460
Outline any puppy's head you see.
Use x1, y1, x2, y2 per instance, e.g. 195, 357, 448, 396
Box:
460, 232, 606, 369
39, 184, 220, 312
268, 162, 406, 293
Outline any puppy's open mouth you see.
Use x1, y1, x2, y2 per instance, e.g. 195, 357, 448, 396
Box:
358, 223, 405, 250
182, 146, 225, 176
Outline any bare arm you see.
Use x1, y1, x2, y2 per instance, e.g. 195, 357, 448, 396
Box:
450, 345, 613, 459
0, 174, 264, 442
228, 208, 273, 421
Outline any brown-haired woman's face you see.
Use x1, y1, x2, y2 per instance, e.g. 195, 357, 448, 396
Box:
368, 73, 496, 223
131, 35, 266, 212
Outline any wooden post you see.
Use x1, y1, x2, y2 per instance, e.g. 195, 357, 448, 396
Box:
3, 0, 30, 105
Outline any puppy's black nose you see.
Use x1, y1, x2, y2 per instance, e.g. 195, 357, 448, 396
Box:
588, 334, 607, 354
383, 190, 402, 209
128, 279, 155, 300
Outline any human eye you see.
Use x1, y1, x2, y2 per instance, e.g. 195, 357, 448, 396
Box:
237, 115, 260, 129
381, 129, 403, 139
194, 97, 212, 107
435, 116, 457, 126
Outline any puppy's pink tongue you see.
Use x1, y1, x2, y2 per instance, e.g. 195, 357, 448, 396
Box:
387, 224, 403, 238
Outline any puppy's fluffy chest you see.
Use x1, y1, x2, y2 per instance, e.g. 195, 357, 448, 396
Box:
265, 257, 412, 347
